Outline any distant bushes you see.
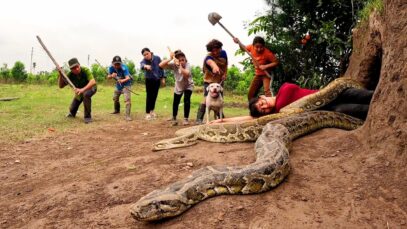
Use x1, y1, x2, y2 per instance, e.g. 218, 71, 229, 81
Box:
1, 60, 255, 95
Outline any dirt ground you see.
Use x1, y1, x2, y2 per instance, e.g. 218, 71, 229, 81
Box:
0, 117, 405, 229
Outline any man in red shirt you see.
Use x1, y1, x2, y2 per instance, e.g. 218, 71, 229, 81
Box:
234, 36, 278, 100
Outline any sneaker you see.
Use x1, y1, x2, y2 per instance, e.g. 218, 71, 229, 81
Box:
111, 111, 120, 114
150, 111, 157, 119
66, 113, 75, 118
170, 120, 178, 126
166, 117, 175, 121
125, 116, 133, 121
145, 114, 152, 120
84, 117, 92, 124
195, 119, 203, 125
183, 118, 189, 126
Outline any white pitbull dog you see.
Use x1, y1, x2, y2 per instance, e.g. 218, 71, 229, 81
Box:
205, 83, 224, 124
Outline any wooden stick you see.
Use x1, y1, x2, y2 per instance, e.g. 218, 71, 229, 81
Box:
36, 36, 76, 89
0, 97, 19, 101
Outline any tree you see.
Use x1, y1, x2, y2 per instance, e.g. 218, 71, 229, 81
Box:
91, 63, 107, 83
246, 0, 368, 89
11, 61, 27, 82
0, 63, 11, 81
191, 66, 203, 86
123, 58, 136, 76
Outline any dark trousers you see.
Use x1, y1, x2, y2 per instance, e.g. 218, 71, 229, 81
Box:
145, 78, 160, 113
173, 90, 192, 119
321, 88, 373, 120
69, 88, 97, 118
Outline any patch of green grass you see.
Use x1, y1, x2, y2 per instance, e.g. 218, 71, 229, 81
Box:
358, 0, 384, 24
0, 83, 248, 143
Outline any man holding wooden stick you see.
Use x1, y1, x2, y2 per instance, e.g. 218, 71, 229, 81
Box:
58, 58, 97, 124
107, 56, 133, 121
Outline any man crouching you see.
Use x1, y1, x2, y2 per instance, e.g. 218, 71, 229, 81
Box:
58, 58, 97, 124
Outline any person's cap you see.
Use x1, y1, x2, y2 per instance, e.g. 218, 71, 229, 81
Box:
68, 58, 80, 68
112, 56, 122, 64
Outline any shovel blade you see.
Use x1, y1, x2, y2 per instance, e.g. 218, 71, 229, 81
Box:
208, 12, 222, 25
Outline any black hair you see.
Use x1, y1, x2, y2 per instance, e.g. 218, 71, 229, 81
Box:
141, 47, 150, 55
174, 49, 186, 59
206, 39, 223, 52
248, 97, 262, 117
252, 36, 265, 46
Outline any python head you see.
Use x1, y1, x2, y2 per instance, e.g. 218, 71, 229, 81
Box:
130, 192, 191, 221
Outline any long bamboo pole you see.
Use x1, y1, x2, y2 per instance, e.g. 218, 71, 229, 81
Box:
36, 36, 76, 89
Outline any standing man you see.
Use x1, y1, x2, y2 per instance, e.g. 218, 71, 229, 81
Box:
107, 56, 133, 121
58, 58, 97, 124
140, 48, 165, 120
196, 39, 228, 124
234, 36, 278, 100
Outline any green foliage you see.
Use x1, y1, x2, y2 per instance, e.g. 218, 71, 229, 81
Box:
91, 63, 107, 83
11, 61, 27, 82
47, 70, 59, 85
164, 68, 175, 86
191, 66, 204, 86
2, 60, 253, 95
123, 58, 136, 76
358, 0, 384, 24
0, 64, 11, 82
246, 0, 373, 89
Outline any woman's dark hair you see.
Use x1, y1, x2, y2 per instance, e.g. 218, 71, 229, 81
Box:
174, 49, 186, 59
248, 97, 262, 117
252, 36, 265, 46
141, 47, 150, 55
206, 39, 223, 52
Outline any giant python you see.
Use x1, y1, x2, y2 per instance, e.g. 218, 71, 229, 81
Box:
152, 77, 363, 151
130, 78, 364, 221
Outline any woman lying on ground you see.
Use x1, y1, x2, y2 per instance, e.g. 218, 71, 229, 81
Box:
209, 82, 373, 124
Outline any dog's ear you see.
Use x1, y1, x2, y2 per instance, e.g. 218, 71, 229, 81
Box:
220, 85, 223, 92
206, 86, 210, 92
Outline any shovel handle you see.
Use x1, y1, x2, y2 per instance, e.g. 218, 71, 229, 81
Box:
215, 22, 274, 95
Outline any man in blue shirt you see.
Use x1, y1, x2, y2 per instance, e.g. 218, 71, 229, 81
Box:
108, 56, 133, 121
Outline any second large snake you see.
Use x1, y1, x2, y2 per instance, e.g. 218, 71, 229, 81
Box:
131, 111, 363, 221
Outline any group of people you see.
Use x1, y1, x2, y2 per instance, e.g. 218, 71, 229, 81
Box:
58, 36, 373, 125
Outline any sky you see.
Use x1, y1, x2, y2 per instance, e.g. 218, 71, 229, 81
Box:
0, 0, 268, 73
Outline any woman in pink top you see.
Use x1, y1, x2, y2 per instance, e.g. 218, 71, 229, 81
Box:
210, 82, 373, 124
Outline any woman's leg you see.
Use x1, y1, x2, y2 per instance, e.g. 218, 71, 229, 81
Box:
335, 88, 374, 104
150, 79, 161, 112
330, 103, 370, 120
183, 90, 192, 119
145, 79, 153, 114
172, 92, 182, 119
